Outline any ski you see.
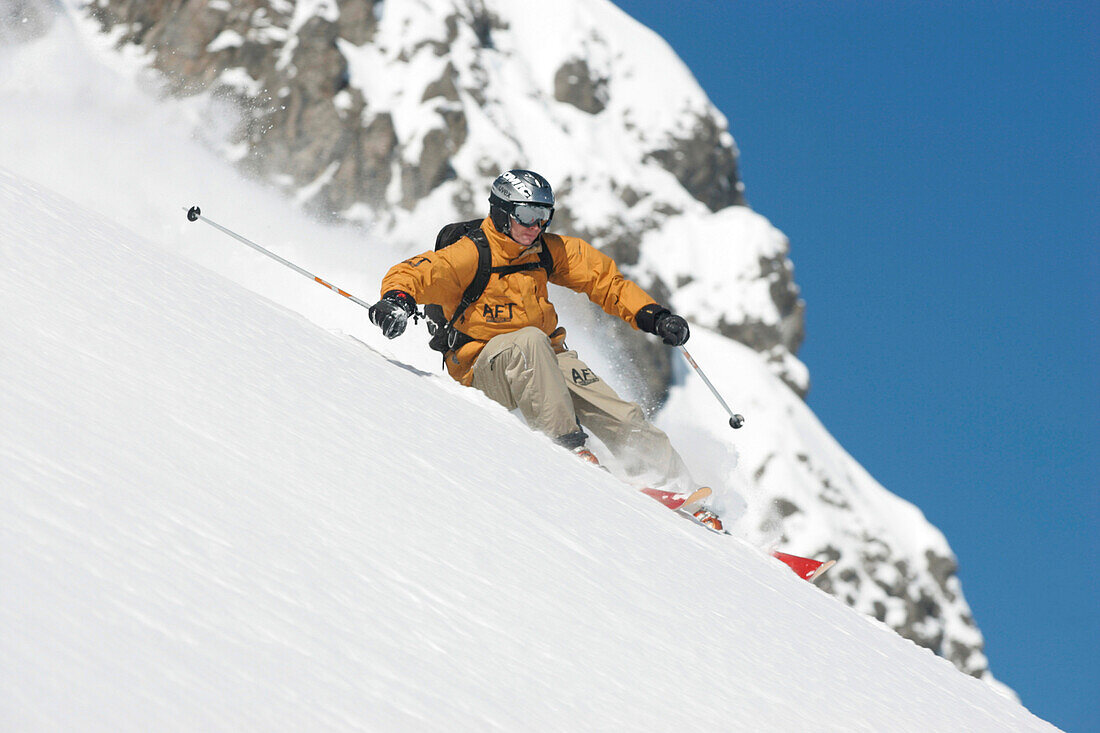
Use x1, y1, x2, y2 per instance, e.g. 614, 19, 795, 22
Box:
640, 486, 712, 511
669, 503, 836, 583
771, 551, 836, 582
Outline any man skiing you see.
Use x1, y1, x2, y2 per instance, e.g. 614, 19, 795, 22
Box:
369, 169, 721, 529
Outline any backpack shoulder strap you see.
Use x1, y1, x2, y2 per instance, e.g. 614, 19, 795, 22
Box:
430, 219, 491, 323
427, 224, 491, 355
458, 226, 492, 316
440, 224, 490, 335
537, 235, 555, 276
534, 233, 559, 278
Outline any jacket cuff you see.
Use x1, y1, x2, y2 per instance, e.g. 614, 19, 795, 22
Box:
383, 289, 417, 315
635, 303, 670, 335
555, 429, 589, 450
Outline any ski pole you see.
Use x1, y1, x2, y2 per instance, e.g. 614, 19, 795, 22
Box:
678, 345, 745, 429
184, 205, 374, 311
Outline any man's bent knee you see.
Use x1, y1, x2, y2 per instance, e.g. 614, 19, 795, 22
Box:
491, 327, 555, 363
508, 326, 552, 349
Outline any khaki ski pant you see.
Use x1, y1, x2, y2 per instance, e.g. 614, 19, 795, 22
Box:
469, 327, 694, 490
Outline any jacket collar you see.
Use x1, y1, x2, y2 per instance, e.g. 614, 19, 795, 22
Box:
482, 216, 543, 262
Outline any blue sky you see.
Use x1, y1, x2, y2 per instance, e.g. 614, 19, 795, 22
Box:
611, 1, 1098, 730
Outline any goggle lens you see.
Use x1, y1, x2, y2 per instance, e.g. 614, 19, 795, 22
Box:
512, 203, 552, 227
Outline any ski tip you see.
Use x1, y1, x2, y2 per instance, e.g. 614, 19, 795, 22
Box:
682, 486, 712, 509
808, 559, 836, 582
771, 551, 837, 582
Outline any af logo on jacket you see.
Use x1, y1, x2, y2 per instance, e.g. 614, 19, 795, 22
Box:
483, 303, 517, 323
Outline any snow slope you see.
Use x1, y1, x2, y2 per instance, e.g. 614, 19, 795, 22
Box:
0, 169, 1057, 730
0, 4, 999, 684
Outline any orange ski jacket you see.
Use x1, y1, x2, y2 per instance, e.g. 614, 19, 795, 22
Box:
380, 217, 658, 385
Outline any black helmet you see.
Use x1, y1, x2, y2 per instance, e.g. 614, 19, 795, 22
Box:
488, 169, 555, 236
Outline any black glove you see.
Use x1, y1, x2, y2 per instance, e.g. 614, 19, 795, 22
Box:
656, 312, 690, 346
369, 290, 416, 339
637, 304, 690, 346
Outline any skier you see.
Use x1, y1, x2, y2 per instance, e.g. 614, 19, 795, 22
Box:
369, 169, 722, 529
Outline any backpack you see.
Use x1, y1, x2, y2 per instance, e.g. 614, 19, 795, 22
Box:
424, 219, 555, 353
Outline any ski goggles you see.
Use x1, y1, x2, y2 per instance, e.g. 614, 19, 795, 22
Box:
510, 202, 553, 228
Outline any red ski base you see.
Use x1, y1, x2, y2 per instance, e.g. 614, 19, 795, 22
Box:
772, 551, 835, 582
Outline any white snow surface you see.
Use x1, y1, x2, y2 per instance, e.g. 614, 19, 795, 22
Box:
0, 4, 1048, 726
0, 165, 1057, 732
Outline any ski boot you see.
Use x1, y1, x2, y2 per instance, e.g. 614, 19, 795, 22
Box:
692, 507, 724, 532
572, 446, 601, 466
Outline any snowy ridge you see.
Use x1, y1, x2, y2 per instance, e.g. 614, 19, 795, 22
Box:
0, 167, 1057, 732
637, 207, 808, 385
338, 0, 721, 221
